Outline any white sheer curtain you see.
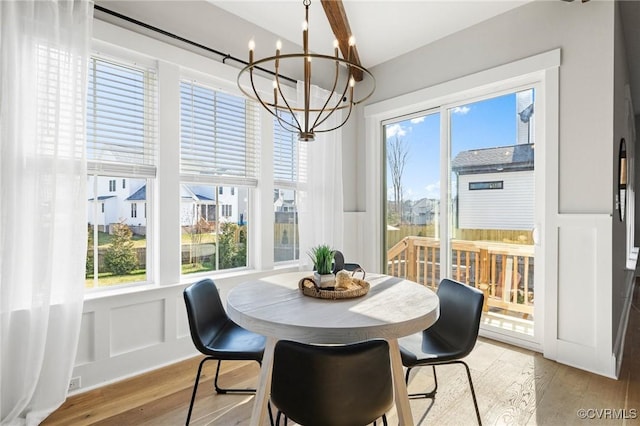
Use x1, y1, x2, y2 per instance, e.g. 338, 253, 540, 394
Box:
0, 1, 92, 424
297, 83, 344, 268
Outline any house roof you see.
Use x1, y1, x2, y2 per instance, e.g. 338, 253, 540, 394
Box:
88, 195, 116, 201
452, 143, 534, 174
126, 186, 146, 201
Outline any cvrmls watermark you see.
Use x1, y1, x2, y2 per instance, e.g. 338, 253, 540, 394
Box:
576, 408, 637, 420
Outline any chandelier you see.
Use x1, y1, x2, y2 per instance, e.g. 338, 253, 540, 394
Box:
237, 0, 375, 142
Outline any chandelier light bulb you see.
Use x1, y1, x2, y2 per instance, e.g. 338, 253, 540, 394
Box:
348, 35, 356, 46
302, 21, 308, 31
276, 40, 282, 51
248, 39, 255, 51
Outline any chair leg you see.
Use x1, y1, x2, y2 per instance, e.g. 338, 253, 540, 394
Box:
274, 410, 288, 426
186, 356, 215, 425
405, 361, 481, 425
405, 365, 438, 399
457, 360, 482, 426
213, 359, 259, 394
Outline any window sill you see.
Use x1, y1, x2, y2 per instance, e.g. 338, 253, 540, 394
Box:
84, 264, 303, 301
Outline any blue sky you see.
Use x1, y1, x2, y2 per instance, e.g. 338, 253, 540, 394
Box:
385, 91, 530, 201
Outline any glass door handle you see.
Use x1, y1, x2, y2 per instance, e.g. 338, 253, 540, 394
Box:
532, 225, 540, 246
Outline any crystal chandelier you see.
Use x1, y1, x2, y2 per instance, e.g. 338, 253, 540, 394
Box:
237, 0, 375, 142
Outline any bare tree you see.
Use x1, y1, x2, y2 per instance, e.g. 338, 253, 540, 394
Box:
387, 135, 408, 224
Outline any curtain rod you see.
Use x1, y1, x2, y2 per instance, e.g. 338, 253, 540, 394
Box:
93, 4, 297, 85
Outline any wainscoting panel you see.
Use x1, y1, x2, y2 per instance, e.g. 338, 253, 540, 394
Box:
110, 300, 165, 356
552, 214, 615, 377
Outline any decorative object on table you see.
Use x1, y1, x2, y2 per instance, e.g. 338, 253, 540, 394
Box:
298, 274, 370, 299
236, 0, 375, 142
308, 244, 336, 288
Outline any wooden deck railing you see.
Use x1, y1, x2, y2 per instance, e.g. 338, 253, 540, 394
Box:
387, 236, 534, 316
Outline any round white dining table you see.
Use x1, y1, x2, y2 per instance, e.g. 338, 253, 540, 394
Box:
226, 271, 439, 426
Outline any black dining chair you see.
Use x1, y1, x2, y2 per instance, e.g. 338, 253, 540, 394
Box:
183, 278, 266, 425
399, 278, 484, 425
270, 339, 394, 426
332, 250, 366, 277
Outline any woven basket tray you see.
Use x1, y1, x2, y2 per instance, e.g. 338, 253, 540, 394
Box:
298, 276, 370, 299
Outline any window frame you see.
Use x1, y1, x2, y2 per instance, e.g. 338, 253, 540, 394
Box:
85, 51, 158, 291
88, 21, 302, 295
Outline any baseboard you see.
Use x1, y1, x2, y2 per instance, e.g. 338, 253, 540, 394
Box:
613, 273, 638, 378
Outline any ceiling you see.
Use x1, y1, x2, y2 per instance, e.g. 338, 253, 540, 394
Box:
210, 0, 533, 68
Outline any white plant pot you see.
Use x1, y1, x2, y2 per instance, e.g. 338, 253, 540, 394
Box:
314, 271, 335, 289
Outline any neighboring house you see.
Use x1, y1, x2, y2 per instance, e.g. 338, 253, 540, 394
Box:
89, 178, 245, 232
452, 143, 534, 230
179, 184, 243, 226
401, 197, 438, 226
274, 189, 296, 212
87, 176, 147, 231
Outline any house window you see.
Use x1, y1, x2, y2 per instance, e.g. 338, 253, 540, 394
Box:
273, 113, 302, 262
469, 181, 504, 190
180, 80, 258, 274
86, 56, 156, 289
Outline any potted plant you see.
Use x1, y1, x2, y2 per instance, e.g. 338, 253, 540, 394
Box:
308, 244, 335, 288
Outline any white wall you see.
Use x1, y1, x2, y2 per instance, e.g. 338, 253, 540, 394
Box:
362, 0, 631, 377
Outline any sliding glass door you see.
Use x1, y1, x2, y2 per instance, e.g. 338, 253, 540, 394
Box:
384, 87, 540, 346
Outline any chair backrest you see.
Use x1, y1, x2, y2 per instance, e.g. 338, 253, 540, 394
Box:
271, 339, 393, 426
332, 250, 364, 275
432, 278, 484, 358
183, 278, 229, 354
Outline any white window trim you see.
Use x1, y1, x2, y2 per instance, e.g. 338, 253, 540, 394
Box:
364, 48, 560, 353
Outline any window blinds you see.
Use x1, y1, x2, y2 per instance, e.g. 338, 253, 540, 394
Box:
180, 81, 260, 187
86, 57, 157, 177
273, 114, 298, 188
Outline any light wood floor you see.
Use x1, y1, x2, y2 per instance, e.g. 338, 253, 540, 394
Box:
43, 281, 640, 426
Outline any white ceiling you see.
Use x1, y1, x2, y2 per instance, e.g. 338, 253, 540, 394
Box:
210, 0, 533, 68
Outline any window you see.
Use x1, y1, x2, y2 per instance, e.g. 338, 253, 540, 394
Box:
274, 113, 302, 262
86, 56, 157, 289
180, 80, 259, 274
469, 181, 504, 190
